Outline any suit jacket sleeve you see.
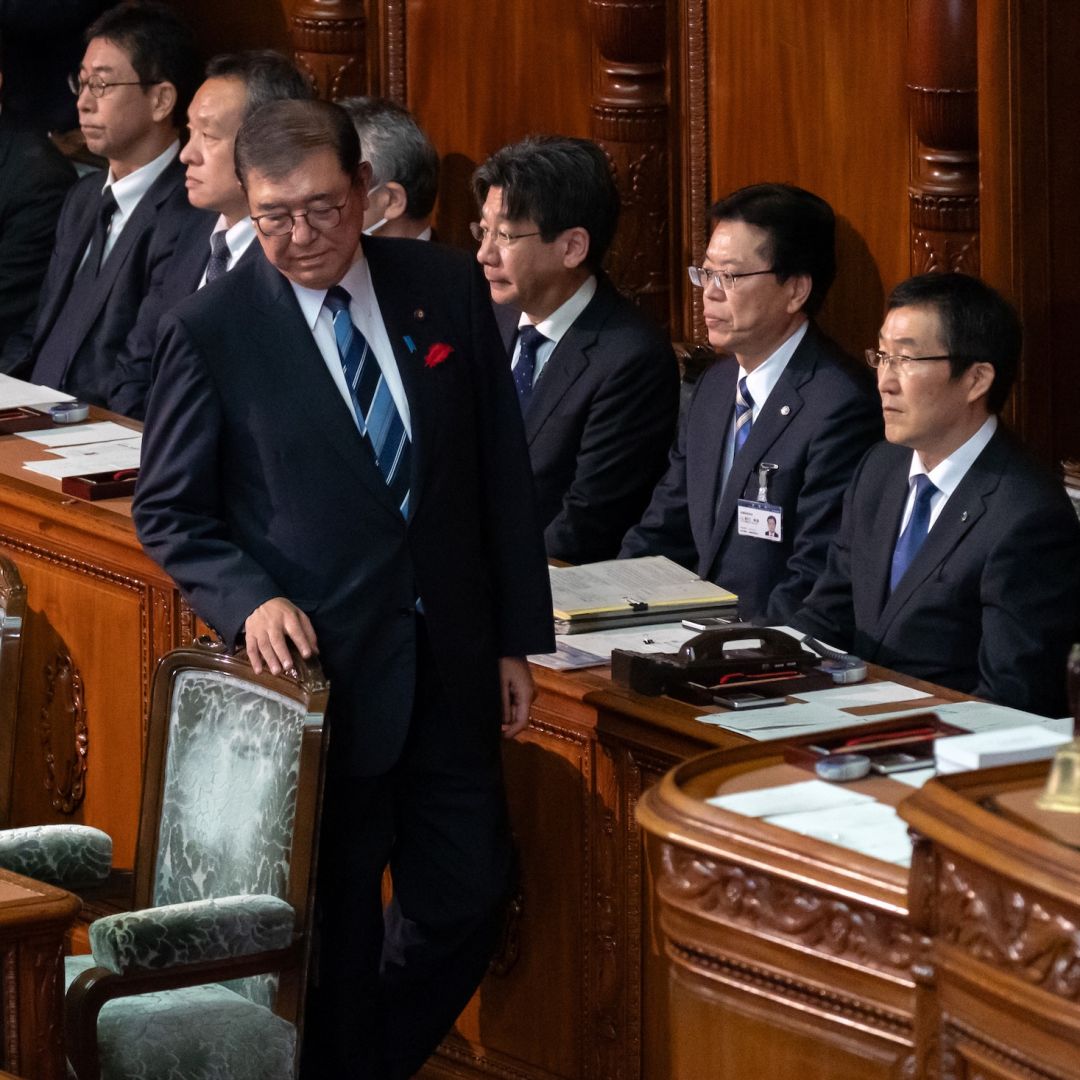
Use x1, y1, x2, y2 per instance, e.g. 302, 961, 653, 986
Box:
132, 313, 288, 644
543, 334, 678, 563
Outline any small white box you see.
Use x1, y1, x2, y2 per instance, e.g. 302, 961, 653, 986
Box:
934, 725, 1072, 773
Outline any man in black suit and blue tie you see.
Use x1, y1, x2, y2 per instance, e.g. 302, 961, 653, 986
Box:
793, 273, 1080, 717
109, 49, 313, 419
132, 99, 554, 1079
0, 2, 203, 403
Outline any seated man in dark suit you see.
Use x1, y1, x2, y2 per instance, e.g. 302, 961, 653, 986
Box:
792, 273, 1080, 717
0, 1, 202, 406
339, 96, 439, 241
0, 48, 76, 354
472, 135, 680, 564
621, 184, 882, 621
109, 50, 313, 419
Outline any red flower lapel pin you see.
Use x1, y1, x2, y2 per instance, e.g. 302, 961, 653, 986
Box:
424, 342, 454, 369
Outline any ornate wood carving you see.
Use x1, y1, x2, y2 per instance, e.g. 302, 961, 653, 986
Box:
2, 948, 16, 1069
907, 0, 979, 274
30, 940, 65, 1071
934, 852, 1080, 1002
290, 0, 367, 101
589, 0, 671, 330
39, 648, 88, 814
369, 0, 407, 102
658, 845, 916, 977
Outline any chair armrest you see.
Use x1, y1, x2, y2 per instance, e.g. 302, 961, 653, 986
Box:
89, 893, 295, 974
0, 824, 111, 888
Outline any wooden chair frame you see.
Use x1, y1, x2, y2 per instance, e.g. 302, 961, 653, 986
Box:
0, 556, 26, 828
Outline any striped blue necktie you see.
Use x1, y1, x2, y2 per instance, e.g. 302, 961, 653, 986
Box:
324, 285, 410, 517
734, 376, 754, 456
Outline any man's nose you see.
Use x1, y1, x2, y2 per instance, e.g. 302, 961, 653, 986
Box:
476, 234, 500, 266
291, 215, 318, 243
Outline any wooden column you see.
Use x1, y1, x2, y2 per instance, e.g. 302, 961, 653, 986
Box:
289, 0, 367, 100
590, 0, 672, 330
907, 0, 979, 274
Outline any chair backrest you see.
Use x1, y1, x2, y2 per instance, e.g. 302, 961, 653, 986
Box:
133, 641, 329, 1014
0, 556, 26, 827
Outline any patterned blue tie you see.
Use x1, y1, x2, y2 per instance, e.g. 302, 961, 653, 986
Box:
205, 229, 230, 284
513, 325, 548, 411
324, 286, 411, 517
889, 474, 938, 592
734, 376, 754, 456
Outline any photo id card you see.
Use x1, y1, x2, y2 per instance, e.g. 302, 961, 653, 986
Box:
737, 500, 783, 542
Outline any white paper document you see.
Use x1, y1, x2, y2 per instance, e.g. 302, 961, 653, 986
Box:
707, 779, 875, 817
882, 699, 1073, 736
765, 802, 913, 866
22, 443, 141, 478
695, 702, 885, 740
0, 374, 75, 409
20, 421, 137, 448
934, 724, 1071, 771
791, 681, 932, 707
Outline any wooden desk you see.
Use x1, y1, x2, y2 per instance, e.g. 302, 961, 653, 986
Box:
0, 423, 196, 867
0, 867, 80, 1080
900, 763, 1080, 1080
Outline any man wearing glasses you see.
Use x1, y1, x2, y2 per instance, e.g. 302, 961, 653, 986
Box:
0, 1, 202, 402
472, 135, 679, 564
792, 273, 1080, 716
133, 99, 554, 1079
622, 183, 881, 621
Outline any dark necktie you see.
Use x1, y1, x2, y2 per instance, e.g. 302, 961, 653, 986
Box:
80, 186, 118, 279
323, 286, 411, 517
889, 474, 938, 592
733, 376, 754, 456
513, 325, 548, 410
204, 229, 230, 284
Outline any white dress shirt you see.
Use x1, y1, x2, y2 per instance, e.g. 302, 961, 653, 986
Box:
289, 252, 412, 438
512, 275, 598, 386
198, 214, 257, 288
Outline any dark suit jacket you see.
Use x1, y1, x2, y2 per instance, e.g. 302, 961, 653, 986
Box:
792, 429, 1080, 717
0, 154, 205, 405
496, 276, 679, 564
133, 236, 555, 776
0, 115, 75, 354
108, 214, 255, 421
621, 323, 883, 622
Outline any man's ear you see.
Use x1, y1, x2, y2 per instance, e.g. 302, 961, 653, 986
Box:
965, 361, 996, 406
150, 81, 177, 124
381, 181, 409, 222
784, 272, 813, 314
562, 226, 591, 270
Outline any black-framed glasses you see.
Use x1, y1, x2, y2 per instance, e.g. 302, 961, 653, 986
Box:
68, 74, 159, 98
864, 349, 955, 376
687, 266, 777, 292
469, 222, 542, 249
251, 195, 351, 238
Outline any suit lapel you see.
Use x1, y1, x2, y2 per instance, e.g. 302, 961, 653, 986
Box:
36, 181, 98, 338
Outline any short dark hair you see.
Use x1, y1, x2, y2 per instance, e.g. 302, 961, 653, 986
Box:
472, 136, 619, 272
235, 99, 360, 187
886, 272, 1021, 413
708, 183, 837, 316
338, 96, 439, 220
204, 50, 313, 121
85, 2, 201, 127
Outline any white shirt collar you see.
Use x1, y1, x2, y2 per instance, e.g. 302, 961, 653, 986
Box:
740, 319, 808, 417
289, 248, 368, 329
210, 213, 257, 265
517, 275, 597, 347
103, 141, 178, 220
908, 414, 998, 496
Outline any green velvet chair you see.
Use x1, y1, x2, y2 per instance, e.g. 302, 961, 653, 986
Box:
54, 640, 330, 1080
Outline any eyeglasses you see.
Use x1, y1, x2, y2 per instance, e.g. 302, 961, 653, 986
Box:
687, 266, 776, 292
469, 222, 542, 249
864, 349, 955, 376
251, 195, 351, 238
68, 74, 159, 98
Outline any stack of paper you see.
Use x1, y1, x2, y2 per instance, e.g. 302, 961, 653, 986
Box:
18, 421, 141, 478
934, 725, 1072, 774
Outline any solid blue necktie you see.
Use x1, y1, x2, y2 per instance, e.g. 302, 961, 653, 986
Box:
733, 376, 754, 456
324, 286, 411, 517
513, 325, 548, 411
889, 474, 938, 592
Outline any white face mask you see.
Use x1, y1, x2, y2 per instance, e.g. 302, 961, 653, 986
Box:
363, 182, 387, 235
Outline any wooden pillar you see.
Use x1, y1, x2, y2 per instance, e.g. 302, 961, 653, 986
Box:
590, 0, 671, 330
289, 0, 367, 100
907, 0, 979, 275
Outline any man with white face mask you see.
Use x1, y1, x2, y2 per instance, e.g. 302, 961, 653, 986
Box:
339, 96, 439, 240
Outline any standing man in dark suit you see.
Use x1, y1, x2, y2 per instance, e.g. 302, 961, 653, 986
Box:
472, 136, 679, 564
109, 50, 313, 419
132, 100, 554, 1079
0, 2, 202, 405
621, 184, 882, 621
0, 52, 76, 354
793, 273, 1080, 717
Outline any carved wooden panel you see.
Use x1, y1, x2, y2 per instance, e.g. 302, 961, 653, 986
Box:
289, 0, 367, 100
